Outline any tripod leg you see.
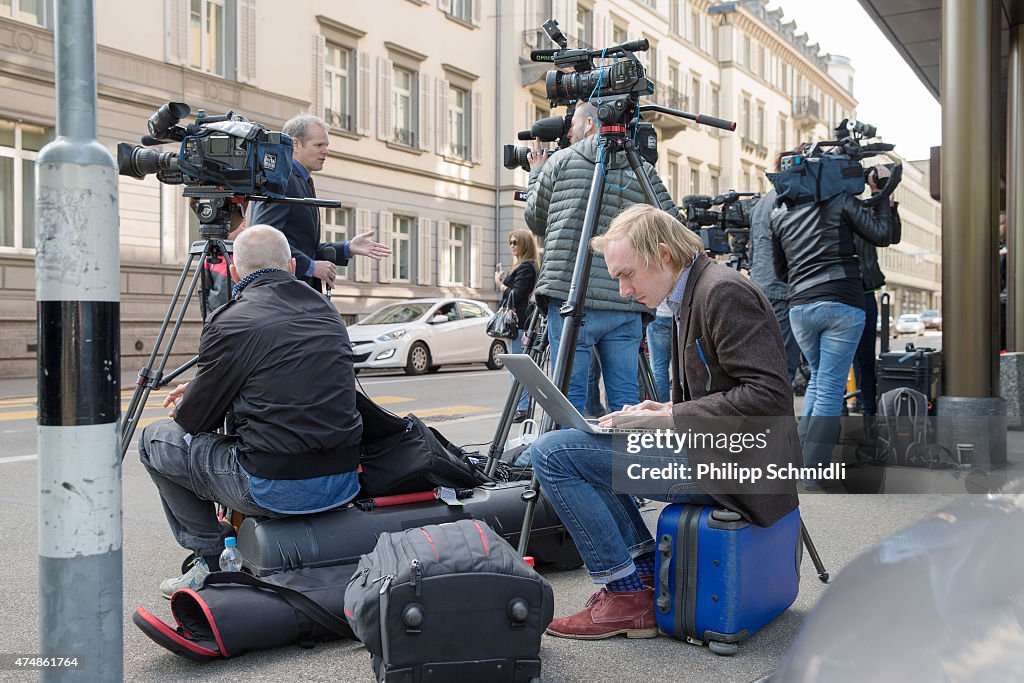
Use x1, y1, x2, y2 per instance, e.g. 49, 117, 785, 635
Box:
801, 520, 830, 583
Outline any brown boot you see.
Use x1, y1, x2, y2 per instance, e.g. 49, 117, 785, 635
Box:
546, 588, 657, 640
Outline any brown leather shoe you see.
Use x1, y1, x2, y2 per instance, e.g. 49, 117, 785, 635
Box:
546, 588, 657, 640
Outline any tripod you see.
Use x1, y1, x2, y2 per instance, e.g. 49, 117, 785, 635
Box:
119, 193, 241, 460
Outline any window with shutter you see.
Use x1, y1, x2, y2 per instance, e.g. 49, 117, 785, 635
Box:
391, 215, 415, 282
378, 211, 393, 283
324, 44, 353, 131
417, 217, 433, 285
377, 57, 393, 141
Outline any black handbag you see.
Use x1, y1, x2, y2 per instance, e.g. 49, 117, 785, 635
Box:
486, 290, 519, 339
357, 392, 486, 497
133, 565, 357, 661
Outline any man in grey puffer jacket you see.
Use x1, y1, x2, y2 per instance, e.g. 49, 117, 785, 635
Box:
525, 101, 681, 414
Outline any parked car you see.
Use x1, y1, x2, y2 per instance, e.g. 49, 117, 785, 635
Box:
876, 315, 898, 339
348, 298, 507, 375
895, 313, 926, 336
919, 309, 942, 330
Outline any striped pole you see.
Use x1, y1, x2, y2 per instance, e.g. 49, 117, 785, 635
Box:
36, 0, 122, 679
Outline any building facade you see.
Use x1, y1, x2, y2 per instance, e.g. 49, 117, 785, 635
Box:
0, 0, 941, 378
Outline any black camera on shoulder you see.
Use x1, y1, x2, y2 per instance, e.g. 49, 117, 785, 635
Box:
117, 102, 293, 198
770, 119, 901, 206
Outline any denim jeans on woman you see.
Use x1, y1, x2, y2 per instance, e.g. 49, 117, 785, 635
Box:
546, 299, 642, 415
506, 333, 531, 412
530, 428, 715, 583
789, 301, 865, 475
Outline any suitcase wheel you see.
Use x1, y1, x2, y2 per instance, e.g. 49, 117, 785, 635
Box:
708, 641, 738, 657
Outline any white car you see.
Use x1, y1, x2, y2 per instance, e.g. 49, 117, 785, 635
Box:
895, 314, 926, 336
348, 298, 508, 375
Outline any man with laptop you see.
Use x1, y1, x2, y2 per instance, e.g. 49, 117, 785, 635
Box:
512, 204, 799, 640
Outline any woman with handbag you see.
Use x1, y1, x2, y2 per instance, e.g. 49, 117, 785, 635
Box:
493, 229, 539, 422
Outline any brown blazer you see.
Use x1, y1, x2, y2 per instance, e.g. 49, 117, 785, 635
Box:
670, 252, 800, 527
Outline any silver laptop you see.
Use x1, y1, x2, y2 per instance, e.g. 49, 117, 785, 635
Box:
499, 354, 647, 434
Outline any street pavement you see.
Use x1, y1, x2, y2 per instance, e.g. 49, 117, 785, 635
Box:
1, 333, 1021, 682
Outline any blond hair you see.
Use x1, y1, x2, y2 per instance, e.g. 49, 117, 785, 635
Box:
509, 229, 539, 272
591, 204, 704, 271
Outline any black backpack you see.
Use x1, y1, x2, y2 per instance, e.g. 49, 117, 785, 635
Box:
344, 519, 554, 682
356, 392, 486, 497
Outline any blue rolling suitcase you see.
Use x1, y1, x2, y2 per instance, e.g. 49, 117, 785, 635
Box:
655, 505, 801, 655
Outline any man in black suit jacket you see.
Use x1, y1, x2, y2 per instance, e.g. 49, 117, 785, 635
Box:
250, 114, 390, 291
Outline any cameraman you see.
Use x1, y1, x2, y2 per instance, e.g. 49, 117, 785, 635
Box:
770, 160, 900, 483
138, 225, 363, 598
249, 114, 390, 292
524, 101, 680, 414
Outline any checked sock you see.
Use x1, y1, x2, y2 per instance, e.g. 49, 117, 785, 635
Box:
606, 571, 645, 592
634, 551, 656, 579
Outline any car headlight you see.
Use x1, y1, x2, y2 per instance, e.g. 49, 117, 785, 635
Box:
376, 328, 408, 342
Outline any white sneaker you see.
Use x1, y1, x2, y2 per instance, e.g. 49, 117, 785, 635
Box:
160, 556, 210, 599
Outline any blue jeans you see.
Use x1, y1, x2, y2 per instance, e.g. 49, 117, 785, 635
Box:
507, 333, 531, 412
546, 300, 642, 415
646, 315, 673, 402
789, 301, 865, 473
585, 354, 606, 417
531, 429, 716, 583
139, 420, 280, 557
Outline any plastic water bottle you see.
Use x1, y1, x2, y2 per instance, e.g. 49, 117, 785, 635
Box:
219, 536, 243, 572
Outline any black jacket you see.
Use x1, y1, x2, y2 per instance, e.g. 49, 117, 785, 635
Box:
770, 192, 895, 299
175, 270, 362, 480
249, 169, 349, 290
501, 261, 538, 330
855, 201, 902, 292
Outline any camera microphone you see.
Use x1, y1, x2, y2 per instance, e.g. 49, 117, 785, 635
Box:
321, 246, 336, 300
616, 38, 649, 53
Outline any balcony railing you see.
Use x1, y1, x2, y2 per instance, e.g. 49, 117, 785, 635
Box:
448, 142, 469, 160
651, 85, 688, 112
393, 128, 416, 147
792, 96, 820, 119
325, 109, 355, 133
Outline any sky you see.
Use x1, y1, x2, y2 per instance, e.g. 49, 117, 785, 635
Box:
765, 0, 942, 161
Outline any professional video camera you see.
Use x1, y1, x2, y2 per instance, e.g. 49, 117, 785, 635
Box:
503, 115, 659, 173
770, 119, 901, 206
117, 102, 293, 198
682, 190, 759, 270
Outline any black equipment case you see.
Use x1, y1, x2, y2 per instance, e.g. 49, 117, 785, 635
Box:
344, 519, 554, 683
235, 481, 582, 576
876, 346, 942, 405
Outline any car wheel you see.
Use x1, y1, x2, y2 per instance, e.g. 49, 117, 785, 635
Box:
486, 340, 507, 370
404, 342, 431, 376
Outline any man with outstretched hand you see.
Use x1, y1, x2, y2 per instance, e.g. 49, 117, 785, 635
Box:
249, 114, 390, 292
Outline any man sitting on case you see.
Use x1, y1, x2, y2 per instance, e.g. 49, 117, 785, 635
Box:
530, 204, 799, 639
139, 225, 363, 598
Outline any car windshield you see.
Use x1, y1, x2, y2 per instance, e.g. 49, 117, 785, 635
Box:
360, 302, 433, 325
921, 311, 938, 318
900, 315, 919, 322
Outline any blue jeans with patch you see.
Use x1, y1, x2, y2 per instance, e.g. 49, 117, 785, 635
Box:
546, 300, 642, 415
530, 428, 716, 583
789, 301, 865, 474
646, 315, 674, 403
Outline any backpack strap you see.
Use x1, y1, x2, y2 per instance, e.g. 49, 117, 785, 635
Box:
202, 572, 353, 639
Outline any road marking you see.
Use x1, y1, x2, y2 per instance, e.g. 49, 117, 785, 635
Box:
358, 371, 498, 386
367, 395, 414, 405
0, 454, 38, 464
0, 409, 38, 421
411, 404, 490, 418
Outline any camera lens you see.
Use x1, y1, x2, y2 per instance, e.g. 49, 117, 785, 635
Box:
147, 102, 191, 140
117, 143, 179, 179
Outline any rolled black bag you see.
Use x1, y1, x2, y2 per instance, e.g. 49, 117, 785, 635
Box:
133, 564, 357, 661
357, 392, 486, 497
345, 518, 554, 682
